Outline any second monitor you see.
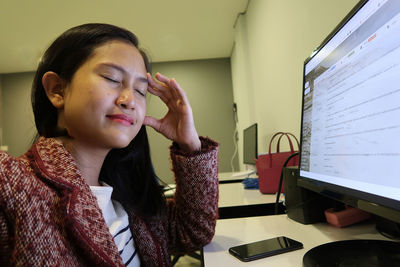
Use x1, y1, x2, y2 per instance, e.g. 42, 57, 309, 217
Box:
243, 123, 258, 165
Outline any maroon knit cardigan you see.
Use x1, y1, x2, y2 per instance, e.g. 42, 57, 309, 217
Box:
0, 136, 218, 266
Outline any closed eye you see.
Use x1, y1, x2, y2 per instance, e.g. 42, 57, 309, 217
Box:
135, 89, 146, 97
102, 75, 120, 84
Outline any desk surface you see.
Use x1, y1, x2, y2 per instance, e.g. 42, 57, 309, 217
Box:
203, 214, 388, 266
218, 171, 256, 182
165, 182, 276, 207
165, 174, 282, 218
218, 182, 276, 208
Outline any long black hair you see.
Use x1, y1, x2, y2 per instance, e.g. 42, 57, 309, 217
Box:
31, 23, 165, 217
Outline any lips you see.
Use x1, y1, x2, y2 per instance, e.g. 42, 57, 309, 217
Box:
106, 114, 134, 125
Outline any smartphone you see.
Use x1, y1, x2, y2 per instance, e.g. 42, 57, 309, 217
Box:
228, 236, 303, 262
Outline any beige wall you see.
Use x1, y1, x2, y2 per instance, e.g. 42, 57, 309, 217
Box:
231, 0, 359, 170
0, 58, 238, 183
1, 72, 37, 155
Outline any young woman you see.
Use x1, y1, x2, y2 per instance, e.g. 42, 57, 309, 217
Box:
0, 23, 219, 266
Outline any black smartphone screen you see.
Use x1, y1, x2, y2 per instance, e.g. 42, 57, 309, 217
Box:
229, 236, 303, 262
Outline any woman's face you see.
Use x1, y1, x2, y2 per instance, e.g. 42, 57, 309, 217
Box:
58, 40, 148, 149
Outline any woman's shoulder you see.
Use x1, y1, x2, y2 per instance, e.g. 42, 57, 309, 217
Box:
0, 149, 19, 169
0, 146, 50, 211
0, 147, 30, 165
0, 150, 24, 203
0, 149, 35, 188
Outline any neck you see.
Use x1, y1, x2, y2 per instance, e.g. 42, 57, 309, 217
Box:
57, 137, 110, 186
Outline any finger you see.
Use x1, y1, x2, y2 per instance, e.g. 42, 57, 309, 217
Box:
165, 78, 190, 111
154, 73, 182, 98
149, 73, 188, 109
147, 73, 160, 86
147, 73, 172, 104
146, 84, 163, 98
154, 72, 171, 85
169, 78, 189, 104
152, 73, 182, 99
143, 116, 162, 132
147, 84, 176, 108
154, 74, 185, 103
148, 73, 169, 92
165, 78, 181, 104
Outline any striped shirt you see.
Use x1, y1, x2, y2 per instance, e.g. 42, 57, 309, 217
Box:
90, 184, 140, 266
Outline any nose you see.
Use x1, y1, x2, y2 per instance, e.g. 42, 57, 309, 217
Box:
116, 89, 135, 110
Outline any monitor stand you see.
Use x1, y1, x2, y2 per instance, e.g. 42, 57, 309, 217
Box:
303, 239, 400, 267
375, 216, 400, 240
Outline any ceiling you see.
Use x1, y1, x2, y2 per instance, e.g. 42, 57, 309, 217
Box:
0, 0, 249, 74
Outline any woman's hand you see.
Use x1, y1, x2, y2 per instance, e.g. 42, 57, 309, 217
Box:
144, 72, 201, 153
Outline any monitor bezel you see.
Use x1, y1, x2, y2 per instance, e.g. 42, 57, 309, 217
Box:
243, 123, 258, 165
297, 0, 400, 224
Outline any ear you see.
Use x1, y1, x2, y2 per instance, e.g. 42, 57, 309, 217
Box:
42, 71, 65, 109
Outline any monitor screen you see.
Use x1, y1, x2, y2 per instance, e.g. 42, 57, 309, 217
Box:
243, 123, 258, 165
298, 0, 400, 223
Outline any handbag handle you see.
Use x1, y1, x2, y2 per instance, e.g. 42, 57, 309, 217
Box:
276, 132, 299, 153
267, 132, 299, 168
268, 132, 286, 155
267, 132, 292, 168
276, 133, 295, 153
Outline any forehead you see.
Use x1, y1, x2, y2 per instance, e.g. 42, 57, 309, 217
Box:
86, 40, 147, 73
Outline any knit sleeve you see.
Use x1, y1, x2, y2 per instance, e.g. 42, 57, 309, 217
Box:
0, 151, 13, 210
0, 210, 11, 264
0, 152, 13, 264
166, 136, 219, 253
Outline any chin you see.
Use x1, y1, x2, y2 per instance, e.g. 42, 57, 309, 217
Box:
112, 135, 136, 148
101, 129, 136, 148
109, 140, 133, 149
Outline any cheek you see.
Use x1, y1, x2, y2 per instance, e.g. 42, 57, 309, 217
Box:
136, 97, 146, 114
88, 89, 114, 111
142, 100, 147, 114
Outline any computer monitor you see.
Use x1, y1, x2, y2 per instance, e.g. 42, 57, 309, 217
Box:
298, 0, 400, 261
243, 123, 258, 165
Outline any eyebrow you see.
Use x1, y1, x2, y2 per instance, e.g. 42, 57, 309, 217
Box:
98, 63, 148, 84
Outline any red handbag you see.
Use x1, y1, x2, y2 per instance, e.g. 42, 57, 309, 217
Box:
256, 132, 299, 194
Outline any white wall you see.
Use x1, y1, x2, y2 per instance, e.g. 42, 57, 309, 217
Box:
1, 72, 37, 154
231, 0, 359, 170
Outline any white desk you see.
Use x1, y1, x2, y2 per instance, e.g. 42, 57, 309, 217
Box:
218, 182, 276, 208
218, 171, 256, 183
164, 172, 259, 199
166, 174, 277, 209
203, 214, 388, 266
218, 182, 284, 219
165, 175, 283, 218
164, 181, 274, 207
